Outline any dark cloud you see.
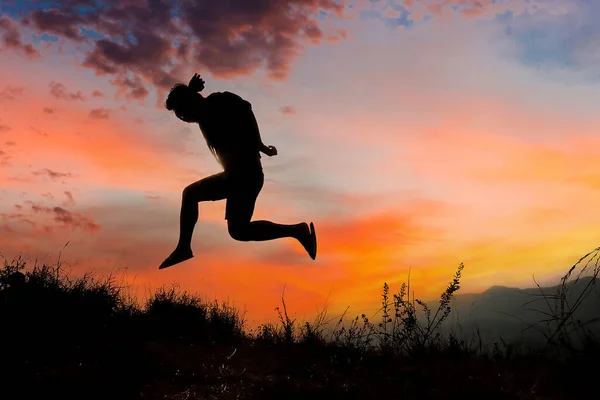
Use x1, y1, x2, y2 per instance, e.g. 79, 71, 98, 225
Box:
10, 1, 347, 99
29, 9, 86, 41
0, 16, 40, 58
29, 202, 101, 233
5, 141, 15, 146
0, 125, 11, 132
178, 0, 343, 79
92, 90, 105, 97
89, 108, 110, 119
49, 80, 85, 101
43, 107, 55, 113
280, 106, 296, 115
32, 168, 75, 180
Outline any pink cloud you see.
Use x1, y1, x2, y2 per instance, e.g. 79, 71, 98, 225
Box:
280, 106, 297, 115
88, 108, 111, 119
402, 0, 547, 21
49, 80, 85, 101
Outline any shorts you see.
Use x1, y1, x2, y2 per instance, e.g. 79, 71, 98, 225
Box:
201, 168, 264, 222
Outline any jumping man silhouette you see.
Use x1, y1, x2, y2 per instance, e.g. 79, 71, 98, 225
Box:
159, 74, 317, 270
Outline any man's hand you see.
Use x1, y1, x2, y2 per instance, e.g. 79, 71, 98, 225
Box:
188, 73, 205, 92
261, 144, 278, 157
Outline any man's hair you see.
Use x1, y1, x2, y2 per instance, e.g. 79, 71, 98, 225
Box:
165, 83, 195, 111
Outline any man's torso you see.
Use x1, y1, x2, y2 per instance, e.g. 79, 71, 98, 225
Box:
200, 91, 262, 172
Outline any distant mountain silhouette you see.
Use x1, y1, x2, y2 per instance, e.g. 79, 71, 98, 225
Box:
440, 276, 600, 346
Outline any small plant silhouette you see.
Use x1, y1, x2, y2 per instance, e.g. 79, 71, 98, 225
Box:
374, 263, 464, 355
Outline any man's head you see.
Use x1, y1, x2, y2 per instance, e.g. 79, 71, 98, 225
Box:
165, 83, 204, 123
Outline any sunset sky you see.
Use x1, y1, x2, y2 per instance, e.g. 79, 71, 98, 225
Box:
2, 0, 600, 327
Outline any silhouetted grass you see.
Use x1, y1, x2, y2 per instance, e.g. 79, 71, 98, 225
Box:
0, 250, 597, 399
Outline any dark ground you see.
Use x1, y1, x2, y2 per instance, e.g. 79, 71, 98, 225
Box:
0, 260, 597, 400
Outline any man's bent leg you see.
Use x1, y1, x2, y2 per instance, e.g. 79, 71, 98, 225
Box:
227, 220, 317, 260
224, 172, 317, 260
159, 173, 229, 270
227, 220, 306, 242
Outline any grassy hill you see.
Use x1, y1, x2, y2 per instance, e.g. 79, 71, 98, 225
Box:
0, 252, 598, 400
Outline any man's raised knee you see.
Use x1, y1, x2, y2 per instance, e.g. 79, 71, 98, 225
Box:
182, 184, 196, 200
228, 222, 250, 241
